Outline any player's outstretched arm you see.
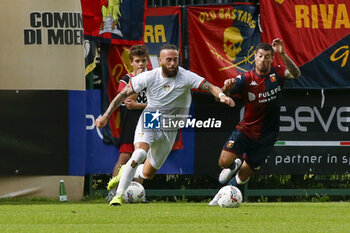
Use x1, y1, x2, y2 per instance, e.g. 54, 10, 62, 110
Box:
272, 38, 301, 79
96, 85, 136, 128
199, 80, 235, 107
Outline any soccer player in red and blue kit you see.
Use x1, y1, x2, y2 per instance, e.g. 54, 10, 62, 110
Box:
216, 38, 301, 190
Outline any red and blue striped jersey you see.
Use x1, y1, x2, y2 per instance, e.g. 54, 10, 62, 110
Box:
229, 65, 287, 144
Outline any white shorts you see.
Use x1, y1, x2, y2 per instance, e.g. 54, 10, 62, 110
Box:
134, 118, 178, 170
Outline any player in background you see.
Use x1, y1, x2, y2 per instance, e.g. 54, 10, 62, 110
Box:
209, 39, 301, 205
96, 44, 235, 206
105, 45, 148, 203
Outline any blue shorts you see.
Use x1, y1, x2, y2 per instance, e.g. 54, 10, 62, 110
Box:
222, 129, 275, 171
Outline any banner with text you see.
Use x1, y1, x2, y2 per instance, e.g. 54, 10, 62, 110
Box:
145, 6, 181, 68
193, 89, 350, 176
260, 0, 350, 89
0, 0, 85, 90
260, 89, 350, 174
188, 4, 260, 87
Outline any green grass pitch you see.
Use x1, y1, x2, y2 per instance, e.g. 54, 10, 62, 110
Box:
0, 199, 349, 233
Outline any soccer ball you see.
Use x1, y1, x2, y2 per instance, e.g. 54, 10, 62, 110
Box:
122, 181, 146, 203
217, 185, 242, 208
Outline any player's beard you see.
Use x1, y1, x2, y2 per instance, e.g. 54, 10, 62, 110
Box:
256, 64, 269, 75
162, 65, 179, 77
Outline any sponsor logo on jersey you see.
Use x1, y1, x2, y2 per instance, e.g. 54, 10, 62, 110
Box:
164, 85, 170, 91
248, 92, 256, 101
270, 73, 276, 82
226, 140, 235, 148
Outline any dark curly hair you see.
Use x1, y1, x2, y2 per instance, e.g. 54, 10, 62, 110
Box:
129, 44, 149, 61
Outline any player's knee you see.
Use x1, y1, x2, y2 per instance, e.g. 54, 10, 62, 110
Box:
132, 149, 147, 164
218, 158, 224, 168
218, 151, 237, 168
218, 157, 230, 168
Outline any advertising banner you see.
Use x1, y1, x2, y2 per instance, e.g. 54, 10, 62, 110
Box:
260, 0, 350, 89
188, 4, 260, 87
0, 0, 85, 90
261, 89, 350, 174
84, 90, 119, 174
193, 89, 350, 176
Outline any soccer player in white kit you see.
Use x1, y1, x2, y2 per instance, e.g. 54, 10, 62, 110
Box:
96, 44, 235, 206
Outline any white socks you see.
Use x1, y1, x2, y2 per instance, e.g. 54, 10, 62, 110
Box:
235, 171, 250, 185
134, 164, 145, 179
116, 149, 147, 196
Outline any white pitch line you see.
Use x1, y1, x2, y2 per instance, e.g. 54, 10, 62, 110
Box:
0, 186, 41, 199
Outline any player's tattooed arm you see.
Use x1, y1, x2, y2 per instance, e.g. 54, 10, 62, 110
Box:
272, 38, 301, 79
104, 85, 136, 117
280, 53, 301, 79
199, 80, 210, 92
96, 85, 136, 128
199, 80, 235, 107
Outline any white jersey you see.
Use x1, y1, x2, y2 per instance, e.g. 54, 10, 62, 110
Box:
130, 66, 205, 120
